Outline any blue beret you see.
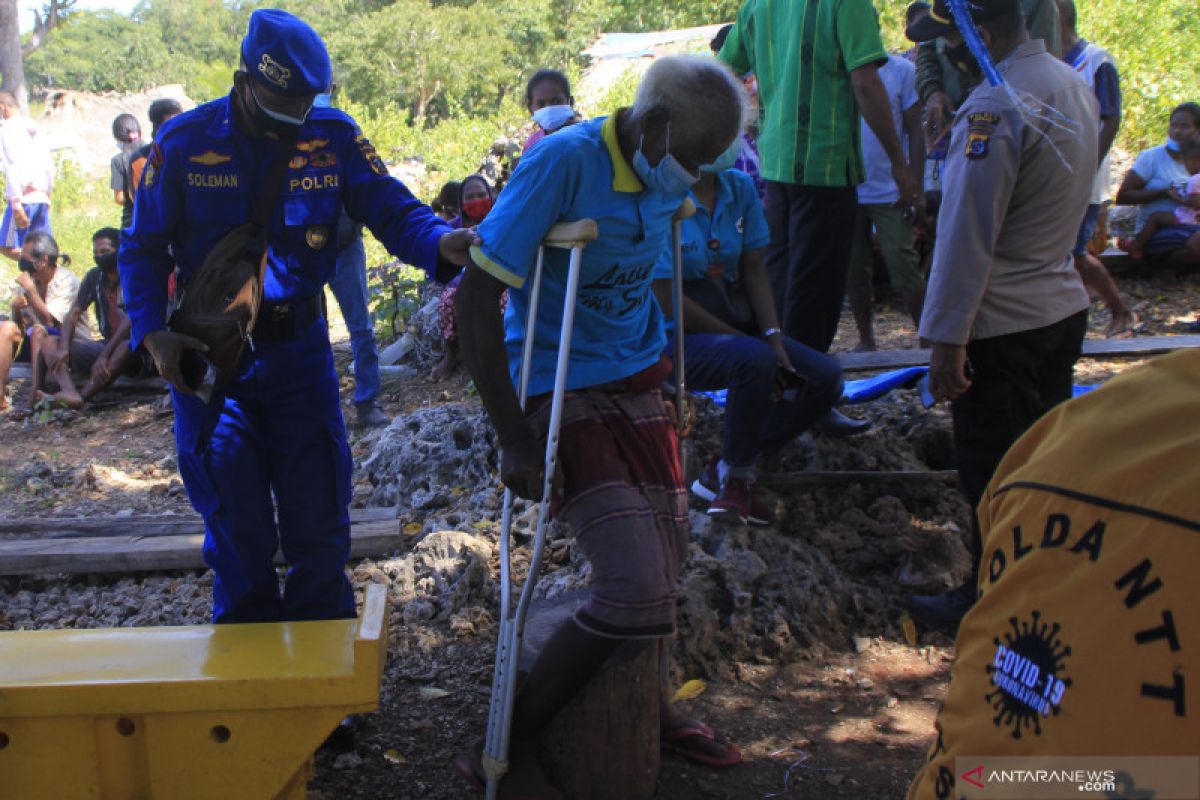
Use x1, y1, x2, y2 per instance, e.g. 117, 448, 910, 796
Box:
241, 9, 331, 97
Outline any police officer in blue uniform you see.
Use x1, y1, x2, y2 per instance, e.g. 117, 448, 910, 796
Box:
120, 9, 475, 623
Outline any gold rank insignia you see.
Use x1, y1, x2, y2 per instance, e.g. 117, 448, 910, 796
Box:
310, 151, 337, 168
189, 150, 233, 166
306, 226, 329, 249
296, 138, 331, 153
289, 155, 309, 170
355, 135, 388, 176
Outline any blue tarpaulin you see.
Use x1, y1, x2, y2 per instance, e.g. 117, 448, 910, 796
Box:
694, 366, 1101, 408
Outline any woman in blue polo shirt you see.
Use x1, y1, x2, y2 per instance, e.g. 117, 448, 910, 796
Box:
652, 151, 842, 525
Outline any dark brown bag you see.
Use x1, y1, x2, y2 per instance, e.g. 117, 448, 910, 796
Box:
169, 141, 295, 390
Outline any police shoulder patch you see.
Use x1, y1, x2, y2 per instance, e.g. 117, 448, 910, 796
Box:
966, 132, 990, 160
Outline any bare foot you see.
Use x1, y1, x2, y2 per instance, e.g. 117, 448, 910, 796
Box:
454, 739, 562, 799
430, 342, 460, 382
1105, 309, 1138, 338
35, 389, 83, 410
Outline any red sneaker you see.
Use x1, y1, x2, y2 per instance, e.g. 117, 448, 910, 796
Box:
707, 478, 775, 526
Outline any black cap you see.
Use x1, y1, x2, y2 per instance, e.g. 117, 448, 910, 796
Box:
906, 0, 1019, 42
905, 1, 931, 24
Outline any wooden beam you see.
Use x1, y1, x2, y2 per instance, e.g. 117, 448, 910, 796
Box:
0, 520, 401, 577
0, 508, 397, 539
760, 469, 958, 489
836, 335, 1200, 372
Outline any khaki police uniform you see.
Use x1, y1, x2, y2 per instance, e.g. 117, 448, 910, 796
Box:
918, 39, 1098, 564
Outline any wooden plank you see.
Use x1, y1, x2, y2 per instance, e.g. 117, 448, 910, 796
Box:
6, 364, 166, 391
836, 335, 1200, 372
836, 347, 932, 371
0, 520, 401, 576
0, 507, 397, 539
761, 469, 958, 488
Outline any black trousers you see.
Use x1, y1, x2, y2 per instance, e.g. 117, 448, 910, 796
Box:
952, 309, 1089, 569
764, 181, 859, 353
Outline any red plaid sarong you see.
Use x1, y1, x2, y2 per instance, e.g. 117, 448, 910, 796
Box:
526, 356, 688, 639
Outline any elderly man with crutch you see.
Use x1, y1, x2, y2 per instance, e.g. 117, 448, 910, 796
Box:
454, 55, 748, 799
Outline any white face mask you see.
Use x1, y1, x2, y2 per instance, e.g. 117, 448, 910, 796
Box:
532, 104, 575, 133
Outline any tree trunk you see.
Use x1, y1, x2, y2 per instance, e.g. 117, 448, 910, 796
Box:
0, 0, 25, 109
541, 640, 661, 800
521, 591, 662, 800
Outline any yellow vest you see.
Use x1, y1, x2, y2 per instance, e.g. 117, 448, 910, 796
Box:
908, 350, 1200, 799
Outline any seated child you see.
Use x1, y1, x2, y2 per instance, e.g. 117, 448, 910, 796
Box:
1124, 137, 1200, 260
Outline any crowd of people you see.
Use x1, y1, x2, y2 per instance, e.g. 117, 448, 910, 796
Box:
0, 1, 1197, 796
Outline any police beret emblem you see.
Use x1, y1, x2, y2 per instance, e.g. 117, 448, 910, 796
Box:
306, 226, 329, 249
258, 53, 292, 89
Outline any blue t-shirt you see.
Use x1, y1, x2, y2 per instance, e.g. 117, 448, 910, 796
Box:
472, 114, 687, 397
1130, 145, 1191, 229
651, 168, 770, 286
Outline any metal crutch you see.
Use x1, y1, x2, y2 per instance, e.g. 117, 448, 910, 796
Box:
483, 218, 599, 800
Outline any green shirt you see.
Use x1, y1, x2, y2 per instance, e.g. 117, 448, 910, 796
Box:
719, 0, 886, 186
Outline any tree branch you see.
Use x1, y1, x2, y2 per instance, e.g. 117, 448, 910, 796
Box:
21, 0, 75, 58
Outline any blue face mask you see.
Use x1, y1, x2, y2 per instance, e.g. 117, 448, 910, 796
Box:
312, 93, 332, 109
700, 138, 741, 174
1167, 137, 1182, 153
532, 104, 574, 133
632, 124, 698, 196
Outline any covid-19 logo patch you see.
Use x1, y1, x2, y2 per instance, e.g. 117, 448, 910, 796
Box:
985, 611, 1072, 739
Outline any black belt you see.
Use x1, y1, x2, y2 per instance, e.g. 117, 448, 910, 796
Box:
254, 294, 325, 342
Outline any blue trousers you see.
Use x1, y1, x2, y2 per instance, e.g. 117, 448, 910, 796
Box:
327, 235, 380, 405
0, 202, 51, 249
681, 332, 842, 470
173, 318, 355, 623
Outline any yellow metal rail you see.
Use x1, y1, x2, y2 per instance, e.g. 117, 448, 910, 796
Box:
0, 583, 390, 799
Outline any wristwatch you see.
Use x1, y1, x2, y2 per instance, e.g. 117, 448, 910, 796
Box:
762, 327, 782, 338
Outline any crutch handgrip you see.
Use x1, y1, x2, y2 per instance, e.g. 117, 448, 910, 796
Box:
543, 219, 598, 250
673, 197, 697, 222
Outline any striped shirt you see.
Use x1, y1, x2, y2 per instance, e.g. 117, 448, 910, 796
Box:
718, 0, 886, 187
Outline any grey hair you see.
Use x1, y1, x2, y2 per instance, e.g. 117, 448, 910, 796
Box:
630, 55, 749, 151
24, 231, 70, 268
